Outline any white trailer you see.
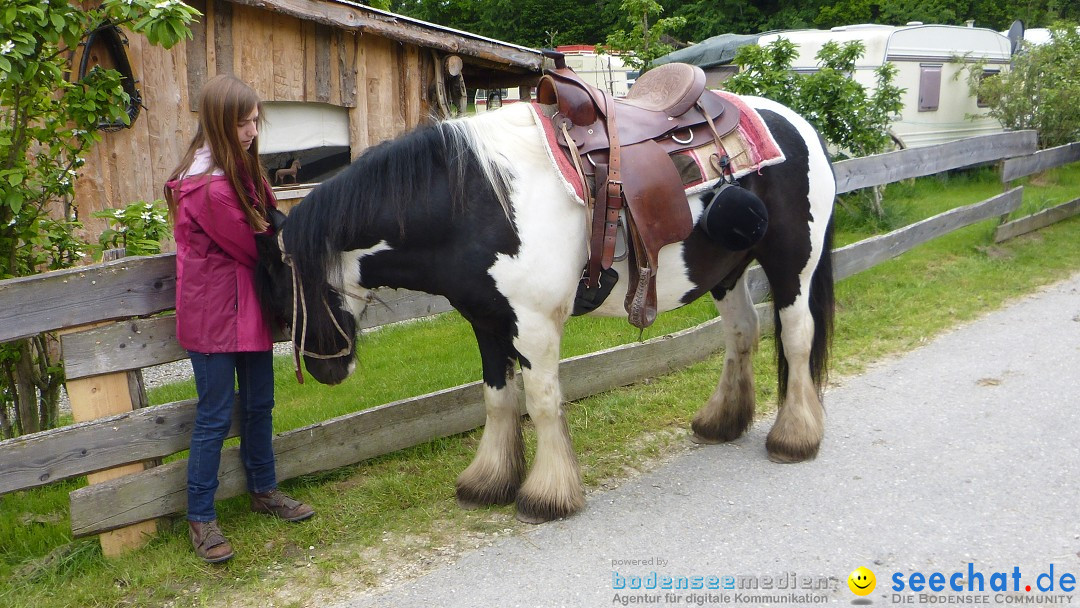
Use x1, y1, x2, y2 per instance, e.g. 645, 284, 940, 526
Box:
757, 23, 1012, 148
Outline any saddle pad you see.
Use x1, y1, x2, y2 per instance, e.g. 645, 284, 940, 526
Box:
528, 94, 786, 206
680, 90, 786, 198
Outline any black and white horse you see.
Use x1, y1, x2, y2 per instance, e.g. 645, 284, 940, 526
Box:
254, 97, 835, 523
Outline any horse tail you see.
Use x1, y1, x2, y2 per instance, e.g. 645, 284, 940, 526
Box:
775, 218, 835, 399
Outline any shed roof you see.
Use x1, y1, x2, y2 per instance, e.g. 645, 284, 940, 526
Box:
227, 0, 544, 82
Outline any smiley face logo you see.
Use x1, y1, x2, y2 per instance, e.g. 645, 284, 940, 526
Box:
848, 566, 876, 596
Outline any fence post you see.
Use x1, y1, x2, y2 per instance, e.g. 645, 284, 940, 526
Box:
63, 247, 159, 556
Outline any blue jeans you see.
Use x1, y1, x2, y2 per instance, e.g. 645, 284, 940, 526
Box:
187, 350, 277, 522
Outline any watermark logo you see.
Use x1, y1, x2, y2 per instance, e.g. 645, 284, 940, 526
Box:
848, 566, 876, 596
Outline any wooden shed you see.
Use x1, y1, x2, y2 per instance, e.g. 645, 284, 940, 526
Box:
72, 0, 543, 233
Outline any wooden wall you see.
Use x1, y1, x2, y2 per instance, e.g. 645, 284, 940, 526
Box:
73, 0, 434, 237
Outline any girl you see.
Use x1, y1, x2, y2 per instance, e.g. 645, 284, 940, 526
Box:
165, 74, 314, 564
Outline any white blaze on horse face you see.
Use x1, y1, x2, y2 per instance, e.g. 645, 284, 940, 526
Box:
338, 241, 393, 321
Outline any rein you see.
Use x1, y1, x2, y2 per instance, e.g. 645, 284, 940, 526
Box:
281, 243, 355, 384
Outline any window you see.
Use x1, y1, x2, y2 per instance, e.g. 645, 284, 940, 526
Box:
976, 69, 1000, 108
258, 102, 351, 185
918, 64, 942, 112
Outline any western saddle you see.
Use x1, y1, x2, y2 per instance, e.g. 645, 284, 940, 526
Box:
537, 53, 743, 328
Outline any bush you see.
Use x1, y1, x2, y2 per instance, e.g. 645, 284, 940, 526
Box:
964, 21, 1080, 149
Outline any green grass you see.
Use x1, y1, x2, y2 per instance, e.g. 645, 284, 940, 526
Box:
2, 164, 1080, 608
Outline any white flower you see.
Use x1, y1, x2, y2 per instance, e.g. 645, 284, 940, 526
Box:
6, 219, 15, 227
144, 202, 154, 210
113, 209, 124, 219
140, 212, 152, 221
155, 0, 173, 7
0, 41, 15, 56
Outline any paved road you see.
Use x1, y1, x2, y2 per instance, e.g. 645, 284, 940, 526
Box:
334, 273, 1080, 608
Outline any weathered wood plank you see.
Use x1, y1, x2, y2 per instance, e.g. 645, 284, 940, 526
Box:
272, 11, 305, 101
1001, 143, 1080, 183
123, 33, 156, 204
0, 254, 176, 343
60, 288, 452, 379
66, 359, 158, 554
145, 32, 188, 197
302, 20, 317, 101
212, 0, 233, 75
185, 0, 208, 111
338, 30, 357, 107
994, 197, 1080, 243
364, 35, 395, 145
349, 36, 370, 154
235, 4, 275, 99
0, 397, 241, 495
328, 30, 342, 106
403, 44, 422, 128
832, 188, 1024, 278
834, 131, 1038, 194
315, 24, 332, 103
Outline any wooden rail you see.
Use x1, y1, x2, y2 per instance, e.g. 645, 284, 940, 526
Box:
0, 131, 1075, 548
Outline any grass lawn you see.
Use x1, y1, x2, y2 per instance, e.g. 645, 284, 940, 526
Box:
2, 164, 1079, 608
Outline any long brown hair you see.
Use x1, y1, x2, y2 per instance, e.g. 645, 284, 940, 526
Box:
164, 74, 271, 232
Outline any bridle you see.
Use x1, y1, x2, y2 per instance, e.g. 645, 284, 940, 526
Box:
279, 233, 356, 384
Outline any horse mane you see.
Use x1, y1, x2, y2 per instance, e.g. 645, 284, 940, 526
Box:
279, 117, 514, 332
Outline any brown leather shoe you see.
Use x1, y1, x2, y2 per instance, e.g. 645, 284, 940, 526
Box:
250, 489, 315, 522
188, 520, 234, 563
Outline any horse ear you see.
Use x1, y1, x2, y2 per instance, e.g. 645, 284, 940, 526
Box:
268, 207, 288, 232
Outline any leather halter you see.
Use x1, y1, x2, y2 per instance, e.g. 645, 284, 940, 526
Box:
279, 234, 355, 383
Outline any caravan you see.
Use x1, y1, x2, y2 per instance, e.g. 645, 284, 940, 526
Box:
756, 23, 1012, 148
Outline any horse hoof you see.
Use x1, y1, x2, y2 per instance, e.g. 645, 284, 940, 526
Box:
690, 433, 722, 445
515, 511, 552, 525
455, 485, 516, 510
514, 492, 582, 524
765, 441, 819, 464
456, 498, 483, 511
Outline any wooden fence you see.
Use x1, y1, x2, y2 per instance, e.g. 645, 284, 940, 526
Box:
2, 129, 1078, 555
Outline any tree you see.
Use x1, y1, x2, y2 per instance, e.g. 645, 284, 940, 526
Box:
725, 38, 903, 158
724, 37, 904, 215
0, 0, 197, 437
963, 21, 1080, 149
602, 0, 687, 70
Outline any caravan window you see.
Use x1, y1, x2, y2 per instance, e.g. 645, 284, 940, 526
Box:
976, 69, 1000, 108
918, 64, 942, 112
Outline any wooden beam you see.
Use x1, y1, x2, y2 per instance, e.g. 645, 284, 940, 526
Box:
65, 360, 158, 555
0, 254, 176, 343
832, 187, 1024, 278
1001, 142, 1080, 183
224, 0, 542, 73
834, 131, 1038, 194
314, 23, 332, 103
0, 396, 241, 495
994, 196, 1080, 243
185, 0, 208, 111
213, 0, 233, 75
59, 288, 452, 380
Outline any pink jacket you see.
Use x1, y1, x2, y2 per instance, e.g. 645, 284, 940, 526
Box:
168, 173, 276, 353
